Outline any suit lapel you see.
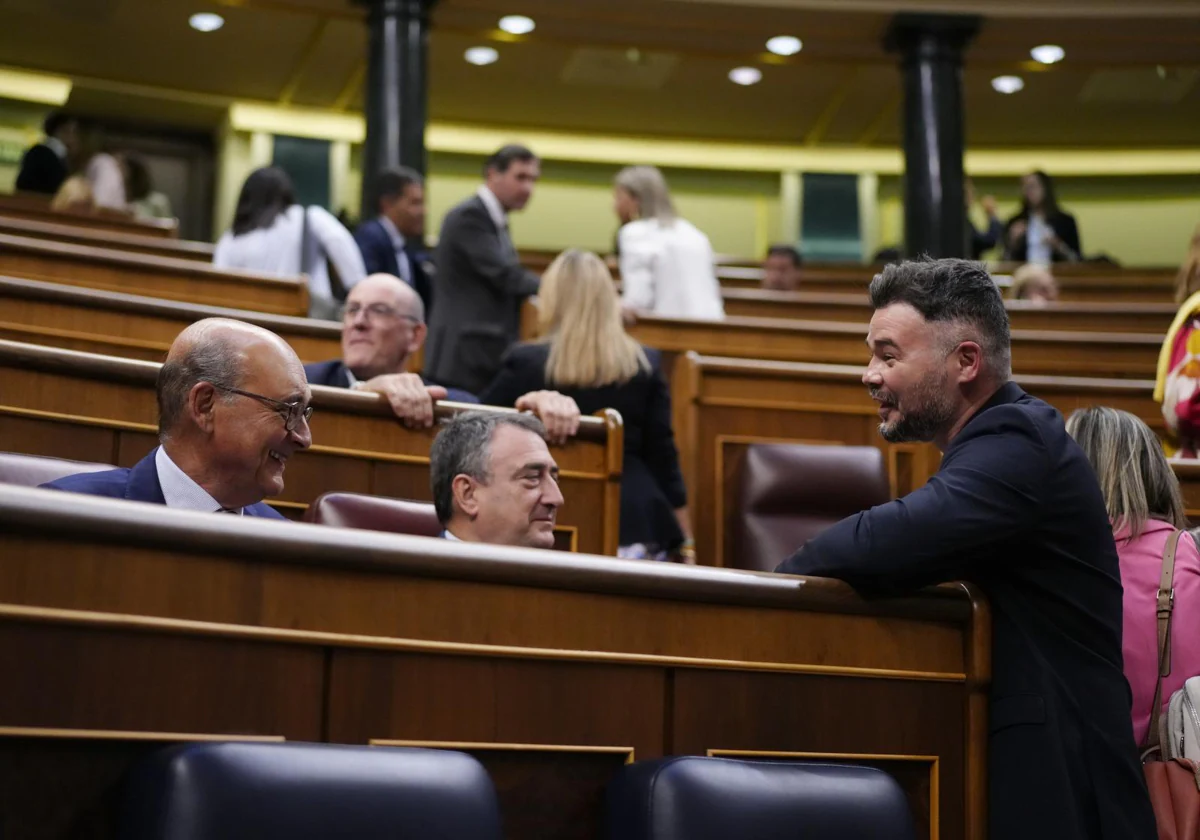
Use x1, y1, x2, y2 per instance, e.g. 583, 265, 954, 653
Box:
125, 449, 167, 505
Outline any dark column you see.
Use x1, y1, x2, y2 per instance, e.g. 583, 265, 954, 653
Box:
360, 0, 437, 220
884, 14, 980, 259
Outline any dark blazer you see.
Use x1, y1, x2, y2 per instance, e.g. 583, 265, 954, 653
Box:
479, 342, 686, 551
304, 360, 478, 405
1004, 210, 1082, 262
969, 215, 1003, 260
15, 143, 68, 195
39, 448, 285, 519
422, 195, 540, 395
776, 383, 1155, 840
352, 217, 434, 316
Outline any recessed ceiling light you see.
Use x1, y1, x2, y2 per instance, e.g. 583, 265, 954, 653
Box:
991, 75, 1025, 94
766, 35, 802, 56
498, 15, 535, 35
465, 46, 500, 66
188, 12, 224, 32
729, 66, 763, 86
1030, 44, 1065, 64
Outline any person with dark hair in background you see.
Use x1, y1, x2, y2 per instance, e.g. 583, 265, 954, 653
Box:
776, 257, 1156, 840
121, 152, 173, 219
354, 167, 432, 315
762, 245, 804, 291
213, 166, 366, 320
1004, 170, 1081, 263
16, 111, 79, 195
422, 144, 542, 395
965, 178, 1003, 260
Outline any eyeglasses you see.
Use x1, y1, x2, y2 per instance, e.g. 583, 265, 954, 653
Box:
214, 384, 313, 432
343, 302, 421, 323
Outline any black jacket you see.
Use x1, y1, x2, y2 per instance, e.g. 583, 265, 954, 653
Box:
777, 382, 1155, 840
1004, 210, 1082, 262
15, 143, 68, 195
352, 217, 434, 317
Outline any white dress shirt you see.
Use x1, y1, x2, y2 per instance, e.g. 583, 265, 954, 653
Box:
1026, 213, 1052, 265
213, 204, 367, 316
155, 446, 242, 515
476, 186, 517, 258
618, 217, 724, 320
85, 152, 127, 210
44, 136, 67, 161
377, 214, 413, 285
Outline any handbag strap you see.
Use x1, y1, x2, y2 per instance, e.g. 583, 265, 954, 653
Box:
1143, 528, 1183, 754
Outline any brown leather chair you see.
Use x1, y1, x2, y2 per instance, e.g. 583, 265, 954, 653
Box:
730, 443, 890, 572
0, 451, 114, 487
303, 492, 443, 538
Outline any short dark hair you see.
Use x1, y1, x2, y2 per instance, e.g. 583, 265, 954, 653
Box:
372, 166, 423, 213
231, 166, 295, 236
868, 258, 1012, 379
43, 111, 76, 138
156, 341, 242, 438
1021, 169, 1061, 218
766, 245, 803, 267
429, 411, 547, 525
123, 153, 153, 201
484, 144, 537, 177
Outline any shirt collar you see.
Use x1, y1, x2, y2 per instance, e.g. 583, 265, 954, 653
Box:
155, 445, 243, 515
476, 186, 508, 231
44, 136, 67, 160
443, 528, 462, 541
343, 364, 359, 387
377, 214, 406, 251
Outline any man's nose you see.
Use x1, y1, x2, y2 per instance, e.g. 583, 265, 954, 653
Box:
290, 417, 313, 450
543, 477, 564, 508
862, 361, 882, 386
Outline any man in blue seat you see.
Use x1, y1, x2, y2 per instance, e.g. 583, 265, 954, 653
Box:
775, 258, 1156, 840
42, 318, 311, 517
306, 272, 580, 442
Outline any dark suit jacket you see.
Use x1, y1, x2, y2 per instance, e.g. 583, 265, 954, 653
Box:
969, 215, 1003, 260
422, 195, 540, 394
479, 343, 686, 550
304, 360, 479, 405
39, 448, 285, 519
15, 143, 68, 195
1004, 210, 1082, 262
776, 383, 1155, 840
352, 217, 433, 316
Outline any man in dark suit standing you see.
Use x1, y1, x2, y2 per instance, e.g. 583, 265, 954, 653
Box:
423, 144, 541, 395
353, 167, 433, 316
776, 258, 1156, 840
15, 111, 79, 195
42, 318, 312, 518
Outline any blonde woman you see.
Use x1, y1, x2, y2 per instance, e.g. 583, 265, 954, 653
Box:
1008, 263, 1059, 305
1066, 406, 1200, 746
479, 249, 694, 561
613, 165, 724, 321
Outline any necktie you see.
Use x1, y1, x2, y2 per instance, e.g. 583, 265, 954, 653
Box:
499, 222, 518, 261
396, 245, 413, 285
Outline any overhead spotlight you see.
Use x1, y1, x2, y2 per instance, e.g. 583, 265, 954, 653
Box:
465, 46, 500, 66
991, 75, 1025, 94
766, 35, 802, 56
1030, 44, 1065, 64
498, 15, 535, 35
729, 66, 763, 86
188, 12, 224, 32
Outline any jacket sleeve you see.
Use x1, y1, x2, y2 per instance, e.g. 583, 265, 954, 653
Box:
618, 225, 659, 310
311, 207, 367, 291
477, 346, 543, 407
1059, 214, 1082, 260
776, 406, 1051, 589
641, 358, 687, 508
450, 210, 540, 298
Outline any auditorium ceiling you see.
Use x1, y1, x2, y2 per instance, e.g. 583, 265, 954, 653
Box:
0, 0, 1198, 147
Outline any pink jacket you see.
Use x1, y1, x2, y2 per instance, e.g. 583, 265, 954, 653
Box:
1116, 519, 1200, 746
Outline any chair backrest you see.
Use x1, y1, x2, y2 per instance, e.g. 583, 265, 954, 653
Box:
120, 741, 503, 840
731, 443, 890, 571
303, 491, 443, 537
0, 451, 113, 487
605, 756, 916, 840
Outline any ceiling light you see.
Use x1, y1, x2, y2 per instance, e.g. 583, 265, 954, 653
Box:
1030, 44, 1065, 64
498, 15, 535, 35
766, 35, 802, 56
729, 66, 763, 86
465, 46, 500, 66
991, 75, 1025, 94
188, 12, 224, 32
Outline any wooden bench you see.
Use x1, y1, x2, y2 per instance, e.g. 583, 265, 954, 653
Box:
0, 275, 339, 363
671, 352, 1164, 566
0, 213, 213, 261
0, 233, 307, 316
0, 484, 988, 840
0, 191, 178, 237
0, 339, 622, 556
721, 288, 1177, 335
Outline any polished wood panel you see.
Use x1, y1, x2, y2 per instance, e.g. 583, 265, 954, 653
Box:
0, 233, 306, 316
0, 339, 622, 556
1173, 460, 1200, 521
0, 192, 178, 238
0, 275, 340, 363
0, 214, 212, 260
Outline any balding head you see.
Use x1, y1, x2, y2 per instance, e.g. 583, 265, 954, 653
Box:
342, 274, 427, 380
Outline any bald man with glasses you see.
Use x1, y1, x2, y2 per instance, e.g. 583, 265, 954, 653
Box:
42, 318, 311, 517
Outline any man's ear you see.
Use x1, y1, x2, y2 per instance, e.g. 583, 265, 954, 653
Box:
452, 474, 480, 519
955, 341, 984, 383
188, 382, 219, 434
409, 322, 428, 356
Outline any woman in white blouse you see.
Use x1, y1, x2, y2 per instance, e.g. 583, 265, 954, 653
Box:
214, 167, 366, 320
613, 166, 724, 321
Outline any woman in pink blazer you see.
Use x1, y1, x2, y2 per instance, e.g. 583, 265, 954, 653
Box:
1067, 406, 1200, 745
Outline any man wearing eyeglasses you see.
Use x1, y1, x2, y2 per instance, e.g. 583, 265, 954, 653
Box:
305, 273, 581, 442
41, 318, 311, 517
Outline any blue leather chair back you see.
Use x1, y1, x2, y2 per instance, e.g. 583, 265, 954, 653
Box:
606, 756, 917, 840
120, 742, 503, 840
